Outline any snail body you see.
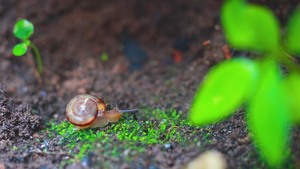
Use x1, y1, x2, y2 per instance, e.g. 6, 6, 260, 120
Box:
66, 94, 138, 130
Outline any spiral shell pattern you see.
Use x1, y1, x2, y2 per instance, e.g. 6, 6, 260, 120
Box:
66, 94, 106, 126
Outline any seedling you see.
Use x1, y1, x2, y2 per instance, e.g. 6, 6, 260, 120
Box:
190, 0, 300, 167
13, 19, 43, 74
101, 52, 109, 62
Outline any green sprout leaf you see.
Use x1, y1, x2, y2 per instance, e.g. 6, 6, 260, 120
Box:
221, 0, 280, 52
190, 58, 258, 126
101, 52, 109, 62
286, 8, 300, 55
13, 19, 34, 40
248, 60, 290, 166
12, 19, 43, 74
12, 41, 30, 56
284, 73, 300, 123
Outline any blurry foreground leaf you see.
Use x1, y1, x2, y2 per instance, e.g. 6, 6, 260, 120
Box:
248, 60, 290, 166
221, 0, 280, 52
284, 73, 300, 123
190, 59, 258, 126
221, 0, 252, 49
13, 19, 34, 40
286, 9, 300, 55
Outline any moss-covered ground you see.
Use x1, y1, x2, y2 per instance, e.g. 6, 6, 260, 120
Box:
44, 109, 208, 167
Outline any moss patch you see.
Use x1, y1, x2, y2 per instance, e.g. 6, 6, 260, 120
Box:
44, 109, 199, 164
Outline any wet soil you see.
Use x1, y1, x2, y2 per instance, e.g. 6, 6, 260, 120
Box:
0, 0, 299, 168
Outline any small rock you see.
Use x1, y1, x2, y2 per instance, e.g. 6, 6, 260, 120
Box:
164, 143, 171, 149
185, 150, 227, 169
123, 149, 130, 156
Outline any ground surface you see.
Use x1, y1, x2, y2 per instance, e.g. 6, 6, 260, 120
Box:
0, 0, 299, 169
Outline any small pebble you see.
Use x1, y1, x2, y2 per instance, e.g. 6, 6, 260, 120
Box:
164, 144, 171, 149
186, 150, 227, 169
40, 91, 47, 97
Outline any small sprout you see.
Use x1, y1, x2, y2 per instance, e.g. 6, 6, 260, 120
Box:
13, 19, 43, 74
101, 52, 109, 62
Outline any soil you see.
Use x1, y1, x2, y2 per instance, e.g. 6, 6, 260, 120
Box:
0, 0, 299, 169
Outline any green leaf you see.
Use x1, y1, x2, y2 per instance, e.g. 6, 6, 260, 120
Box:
190, 58, 258, 126
284, 73, 300, 123
13, 19, 34, 40
286, 8, 300, 55
12, 41, 30, 56
221, 0, 280, 52
221, 0, 251, 49
248, 60, 290, 166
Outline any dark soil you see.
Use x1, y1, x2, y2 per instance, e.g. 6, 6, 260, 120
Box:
0, 0, 299, 169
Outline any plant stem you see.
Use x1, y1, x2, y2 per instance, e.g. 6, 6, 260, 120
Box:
276, 49, 300, 74
29, 42, 43, 74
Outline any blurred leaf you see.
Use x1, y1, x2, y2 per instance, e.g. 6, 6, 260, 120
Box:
221, 0, 251, 49
12, 42, 29, 56
245, 4, 280, 52
248, 60, 290, 166
190, 58, 258, 126
13, 19, 34, 39
286, 9, 300, 55
221, 0, 280, 52
284, 73, 300, 123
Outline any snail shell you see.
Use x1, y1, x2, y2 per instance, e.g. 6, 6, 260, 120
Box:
66, 94, 139, 130
66, 94, 106, 126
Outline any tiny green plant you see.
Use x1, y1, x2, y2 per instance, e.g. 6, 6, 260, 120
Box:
13, 19, 43, 74
101, 52, 109, 62
190, 0, 300, 167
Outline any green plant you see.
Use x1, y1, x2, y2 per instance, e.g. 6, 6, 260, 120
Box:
190, 0, 300, 167
101, 52, 109, 62
13, 19, 43, 74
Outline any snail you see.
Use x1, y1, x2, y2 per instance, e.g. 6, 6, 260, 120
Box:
66, 94, 139, 130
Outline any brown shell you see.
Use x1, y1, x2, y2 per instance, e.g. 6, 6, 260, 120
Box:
66, 94, 106, 126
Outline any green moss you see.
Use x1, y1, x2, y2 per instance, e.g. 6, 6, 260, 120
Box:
45, 109, 196, 165
111, 109, 193, 144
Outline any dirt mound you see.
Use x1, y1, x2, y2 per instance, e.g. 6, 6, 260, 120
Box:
0, 87, 41, 140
